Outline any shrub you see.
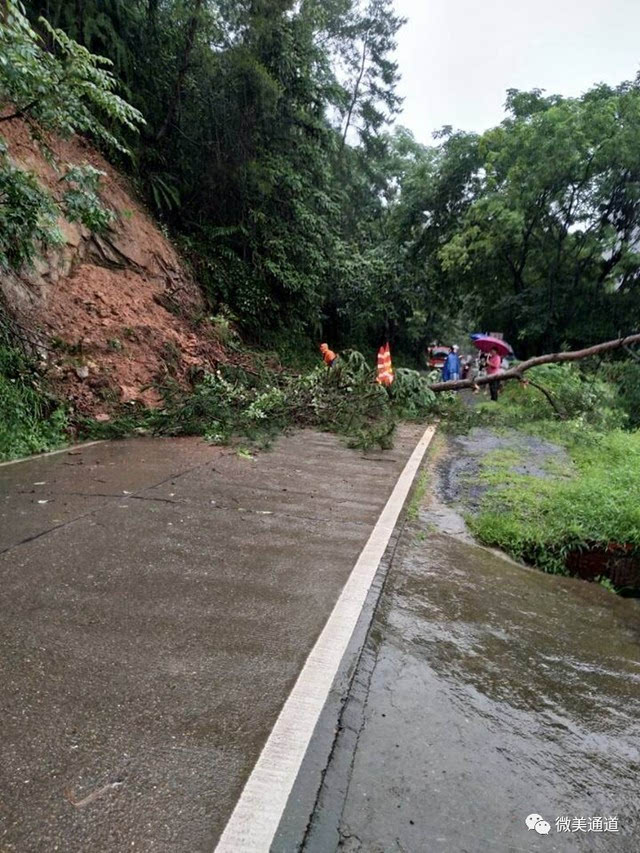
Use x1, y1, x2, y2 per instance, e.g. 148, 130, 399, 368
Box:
501, 363, 624, 428
0, 145, 63, 269
603, 361, 640, 429
0, 330, 67, 460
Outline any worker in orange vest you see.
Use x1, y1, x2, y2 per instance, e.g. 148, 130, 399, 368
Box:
319, 342, 337, 367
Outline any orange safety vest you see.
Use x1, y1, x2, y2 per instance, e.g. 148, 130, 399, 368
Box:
320, 343, 337, 366
376, 343, 394, 386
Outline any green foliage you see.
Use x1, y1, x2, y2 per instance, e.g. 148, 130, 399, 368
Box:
469, 427, 640, 575
0, 151, 115, 271
0, 1, 144, 273
0, 145, 63, 269
498, 364, 625, 430
83, 350, 439, 451
431, 85, 640, 354
0, 1, 144, 152
0, 327, 68, 460
148, 172, 181, 214
602, 360, 640, 428
389, 368, 436, 419
61, 164, 115, 232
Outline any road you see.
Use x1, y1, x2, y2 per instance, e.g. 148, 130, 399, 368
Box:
290, 433, 640, 853
0, 427, 425, 852
4, 427, 638, 853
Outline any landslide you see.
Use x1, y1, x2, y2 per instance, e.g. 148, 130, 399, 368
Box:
0, 119, 233, 418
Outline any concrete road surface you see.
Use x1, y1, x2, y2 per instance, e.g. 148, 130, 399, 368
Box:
0, 428, 424, 852
296, 434, 640, 853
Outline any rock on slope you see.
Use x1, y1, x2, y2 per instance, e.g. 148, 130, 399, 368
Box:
0, 119, 226, 416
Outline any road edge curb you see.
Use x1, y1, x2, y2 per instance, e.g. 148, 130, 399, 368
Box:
214, 424, 437, 853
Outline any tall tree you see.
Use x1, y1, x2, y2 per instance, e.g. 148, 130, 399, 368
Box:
437, 86, 640, 352
335, 0, 404, 151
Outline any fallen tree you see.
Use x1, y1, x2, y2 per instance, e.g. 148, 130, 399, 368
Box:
427, 333, 640, 393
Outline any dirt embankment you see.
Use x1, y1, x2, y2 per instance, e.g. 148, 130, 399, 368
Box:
0, 119, 229, 417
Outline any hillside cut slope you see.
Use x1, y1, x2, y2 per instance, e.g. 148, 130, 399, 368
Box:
1, 120, 226, 417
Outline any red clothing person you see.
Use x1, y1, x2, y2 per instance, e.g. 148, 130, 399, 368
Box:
487, 349, 502, 401
487, 353, 502, 374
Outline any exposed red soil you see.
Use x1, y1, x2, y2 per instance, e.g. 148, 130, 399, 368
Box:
1, 117, 239, 417
42, 264, 228, 411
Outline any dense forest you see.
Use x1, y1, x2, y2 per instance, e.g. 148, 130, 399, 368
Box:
2, 1, 640, 577
3, 0, 640, 360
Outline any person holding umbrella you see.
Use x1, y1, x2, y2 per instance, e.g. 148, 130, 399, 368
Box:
469, 334, 512, 401
487, 346, 502, 401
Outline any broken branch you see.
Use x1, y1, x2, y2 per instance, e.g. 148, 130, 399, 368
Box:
427, 332, 640, 393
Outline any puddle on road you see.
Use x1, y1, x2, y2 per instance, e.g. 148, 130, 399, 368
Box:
377, 530, 640, 847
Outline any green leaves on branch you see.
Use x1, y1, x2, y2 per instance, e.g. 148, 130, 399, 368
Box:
0, 1, 144, 272
0, 149, 115, 271
0, 1, 144, 150
60, 164, 115, 232
86, 351, 439, 451
0, 144, 63, 269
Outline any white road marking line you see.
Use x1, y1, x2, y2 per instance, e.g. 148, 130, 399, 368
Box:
214, 424, 437, 853
0, 441, 105, 468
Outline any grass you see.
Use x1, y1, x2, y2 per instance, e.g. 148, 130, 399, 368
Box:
0, 336, 68, 461
407, 469, 429, 522
462, 381, 640, 576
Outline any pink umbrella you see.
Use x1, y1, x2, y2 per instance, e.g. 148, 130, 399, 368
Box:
472, 335, 512, 357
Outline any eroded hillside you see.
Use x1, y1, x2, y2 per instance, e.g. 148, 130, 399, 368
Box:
1, 119, 227, 417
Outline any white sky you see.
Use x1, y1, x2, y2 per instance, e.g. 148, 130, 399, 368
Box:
393, 0, 640, 142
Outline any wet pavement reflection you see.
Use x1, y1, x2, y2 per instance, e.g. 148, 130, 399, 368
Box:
304, 491, 640, 852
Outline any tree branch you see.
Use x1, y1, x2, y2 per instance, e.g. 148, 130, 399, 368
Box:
525, 380, 565, 418
427, 332, 640, 392
0, 100, 40, 123
340, 30, 369, 152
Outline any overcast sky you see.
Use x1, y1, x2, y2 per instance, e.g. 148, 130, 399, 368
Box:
393, 0, 640, 143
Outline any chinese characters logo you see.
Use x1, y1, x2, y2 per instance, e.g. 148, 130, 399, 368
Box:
525, 813, 620, 835
555, 816, 619, 833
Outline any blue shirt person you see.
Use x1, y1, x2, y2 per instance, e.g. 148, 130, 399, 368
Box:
442, 346, 461, 381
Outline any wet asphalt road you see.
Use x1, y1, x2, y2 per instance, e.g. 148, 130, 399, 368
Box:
300, 438, 640, 853
0, 428, 423, 852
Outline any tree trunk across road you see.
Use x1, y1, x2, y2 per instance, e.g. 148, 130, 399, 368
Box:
428, 333, 640, 393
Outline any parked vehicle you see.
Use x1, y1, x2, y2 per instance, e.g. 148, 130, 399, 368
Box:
426, 345, 451, 370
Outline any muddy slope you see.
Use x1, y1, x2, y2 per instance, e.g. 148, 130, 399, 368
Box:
1, 119, 227, 415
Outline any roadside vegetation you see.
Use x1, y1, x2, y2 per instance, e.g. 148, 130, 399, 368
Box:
0, 331, 67, 459
451, 364, 640, 584
2, 0, 640, 507
80, 352, 440, 452
0, 331, 443, 460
